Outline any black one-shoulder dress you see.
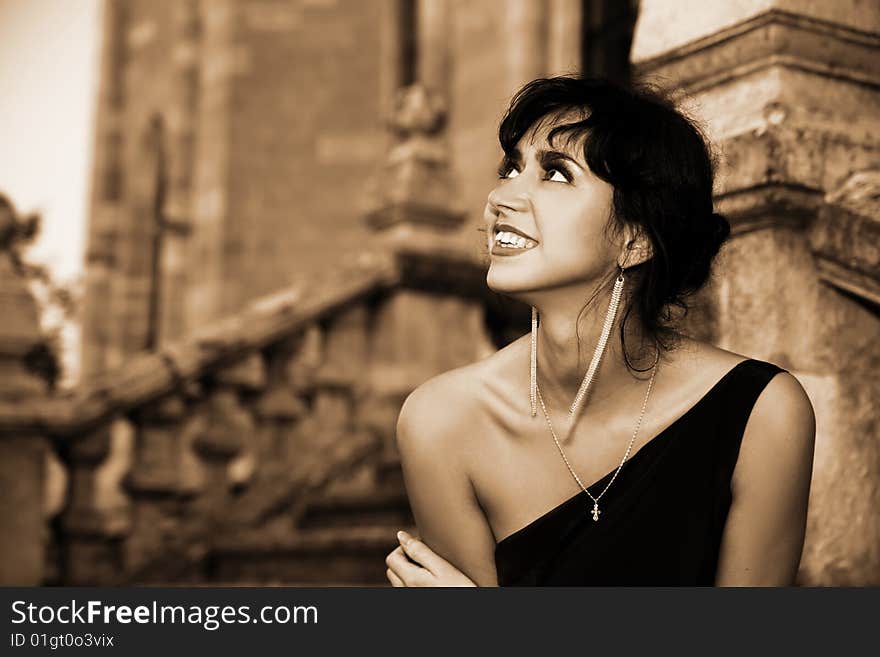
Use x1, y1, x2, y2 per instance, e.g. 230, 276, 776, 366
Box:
494, 358, 787, 586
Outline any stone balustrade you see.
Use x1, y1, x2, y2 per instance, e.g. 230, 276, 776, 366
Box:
0, 240, 498, 584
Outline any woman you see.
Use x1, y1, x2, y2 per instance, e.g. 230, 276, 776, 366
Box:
384, 75, 815, 586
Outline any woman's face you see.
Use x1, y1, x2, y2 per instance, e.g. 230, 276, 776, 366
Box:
484, 114, 619, 298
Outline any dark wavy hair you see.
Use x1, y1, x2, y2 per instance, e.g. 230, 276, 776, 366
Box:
498, 75, 730, 372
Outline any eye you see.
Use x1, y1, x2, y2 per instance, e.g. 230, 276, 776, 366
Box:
497, 163, 520, 180
545, 168, 569, 183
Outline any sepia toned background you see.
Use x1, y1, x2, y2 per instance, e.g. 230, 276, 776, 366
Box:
1, 0, 878, 586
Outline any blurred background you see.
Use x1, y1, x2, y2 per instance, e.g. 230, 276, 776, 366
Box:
0, 0, 878, 586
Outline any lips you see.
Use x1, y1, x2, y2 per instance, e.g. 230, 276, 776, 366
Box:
493, 222, 537, 242
491, 239, 534, 256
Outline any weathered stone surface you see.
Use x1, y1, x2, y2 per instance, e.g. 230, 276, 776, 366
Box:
82, 0, 396, 372
0, 435, 47, 584
125, 395, 191, 496
354, 391, 408, 455
366, 85, 465, 233
316, 304, 370, 385
286, 324, 323, 391
632, 0, 880, 64
635, 8, 880, 92
124, 497, 187, 574
254, 387, 306, 422
310, 389, 352, 438
0, 254, 46, 399
810, 170, 880, 305
193, 390, 251, 462
62, 536, 123, 586
215, 353, 267, 390
635, 0, 880, 585
712, 169, 880, 588
208, 525, 406, 585
55, 425, 128, 585
3, 257, 398, 437
371, 289, 493, 378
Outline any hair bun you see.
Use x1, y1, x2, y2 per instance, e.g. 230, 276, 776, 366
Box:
676, 211, 730, 294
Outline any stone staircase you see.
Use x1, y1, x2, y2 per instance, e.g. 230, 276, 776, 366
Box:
207, 455, 415, 586
8, 244, 500, 587
0, 83, 513, 586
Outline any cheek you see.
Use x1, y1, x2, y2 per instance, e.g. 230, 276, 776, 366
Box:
539, 203, 613, 265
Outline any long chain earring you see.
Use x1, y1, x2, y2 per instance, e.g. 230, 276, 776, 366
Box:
530, 305, 539, 417
529, 265, 627, 420
568, 265, 626, 419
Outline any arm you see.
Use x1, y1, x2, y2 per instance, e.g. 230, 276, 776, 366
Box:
715, 372, 816, 586
390, 375, 499, 586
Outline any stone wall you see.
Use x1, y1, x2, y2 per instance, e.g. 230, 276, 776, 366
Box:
633, 0, 880, 584
81, 0, 397, 379
80, 0, 590, 380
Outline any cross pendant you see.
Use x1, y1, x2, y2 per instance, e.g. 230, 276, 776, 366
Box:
591, 502, 601, 521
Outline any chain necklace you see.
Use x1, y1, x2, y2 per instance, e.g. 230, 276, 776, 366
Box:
535, 362, 658, 522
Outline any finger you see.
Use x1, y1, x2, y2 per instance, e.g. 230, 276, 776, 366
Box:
385, 546, 424, 583
386, 568, 405, 587
398, 533, 444, 576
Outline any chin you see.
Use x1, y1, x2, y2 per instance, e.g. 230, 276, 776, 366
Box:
486, 261, 542, 296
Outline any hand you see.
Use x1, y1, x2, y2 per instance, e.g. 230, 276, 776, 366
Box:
385, 530, 477, 587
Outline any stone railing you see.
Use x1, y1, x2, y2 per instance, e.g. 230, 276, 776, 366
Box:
0, 240, 501, 585
0, 82, 510, 586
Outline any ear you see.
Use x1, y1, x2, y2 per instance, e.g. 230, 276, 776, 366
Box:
618, 228, 653, 268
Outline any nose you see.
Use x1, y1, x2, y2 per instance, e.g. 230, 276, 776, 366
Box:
487, 182, 530, 217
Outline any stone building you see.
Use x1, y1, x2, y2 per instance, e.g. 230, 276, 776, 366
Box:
0, 0, 877, 585
79, 0, 643, 376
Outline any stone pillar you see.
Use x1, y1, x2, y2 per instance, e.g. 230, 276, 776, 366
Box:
0, 198, 49, 585
256, 336, 308, 464
417, 0, 450, 95
158, 0, 200, 344
0, 434, 47, 585
80, 0, 128, 379
632, 0, 880, 585
124, 395, 194, 572
365, 84, 462, 238
504, 0, 549, 92
193, 355, 262, 512
547, 0, 582, 75
184, 0, 235, 334
363, 81, 496, 455
60, 426, 121, 585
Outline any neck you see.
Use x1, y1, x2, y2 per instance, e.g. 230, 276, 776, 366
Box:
532, 279, 652, 413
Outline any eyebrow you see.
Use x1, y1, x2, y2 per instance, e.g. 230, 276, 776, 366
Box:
505, 147, 585, 170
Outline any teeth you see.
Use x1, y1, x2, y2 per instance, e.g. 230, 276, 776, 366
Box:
494, 230, 537, 249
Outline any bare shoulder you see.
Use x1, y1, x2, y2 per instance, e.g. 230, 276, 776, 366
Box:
687, 343, 815, 513
752, 368, 816, 427
395, 336, 526, 455
397, 367, 476, 437
712, 356, 816, 584
735, 364, 816, 483
393, 357, 505, 585
396, 358, 493, 450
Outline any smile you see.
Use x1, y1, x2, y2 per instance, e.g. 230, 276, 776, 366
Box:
494, 230, 537, 248
491, 230, 538, 256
